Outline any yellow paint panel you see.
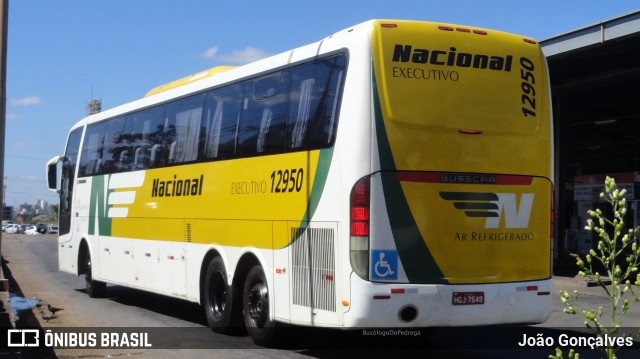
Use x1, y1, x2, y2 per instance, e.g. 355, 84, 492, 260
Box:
110, 151, 322, 249
400, 177, 551, 283
371, 20, 551, 176
145, 66, 236, 97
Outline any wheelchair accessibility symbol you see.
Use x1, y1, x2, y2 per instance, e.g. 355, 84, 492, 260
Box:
371, 250, 398, 280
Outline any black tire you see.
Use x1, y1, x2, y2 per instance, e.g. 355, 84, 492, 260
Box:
83, 249, 106, 298
243, 265, 277, 346
203, 256, 240, 333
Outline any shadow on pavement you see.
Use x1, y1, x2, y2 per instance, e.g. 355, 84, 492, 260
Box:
2, 257, 57, 358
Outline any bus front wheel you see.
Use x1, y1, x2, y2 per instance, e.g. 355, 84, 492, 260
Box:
203, 256, 238, 332
83, 249, 106, 298
243, 264, 277, 346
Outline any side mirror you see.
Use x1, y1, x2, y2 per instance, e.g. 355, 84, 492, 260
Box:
46, 156, 63, 192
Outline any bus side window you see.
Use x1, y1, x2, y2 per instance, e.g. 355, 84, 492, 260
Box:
256, 100, 287, 155
290, 78, 315, 149
131, 114, 148, 170
167, 94, 204, 164
237, 72, 287, 156
260, 73, 288, 155
287, 55, 346, 150
144, 106, 170, 168
203, 85, 241, 160
79, 122, 106, 176
237, 72, 287, 157
99, 117, 123, 173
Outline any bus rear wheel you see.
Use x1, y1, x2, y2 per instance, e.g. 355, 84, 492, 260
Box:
203, 256, 239, 332
83, 249, 106, 298
243, 264, 277, 346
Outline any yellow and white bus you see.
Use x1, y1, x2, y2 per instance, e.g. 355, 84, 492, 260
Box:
47, 19, 553, 345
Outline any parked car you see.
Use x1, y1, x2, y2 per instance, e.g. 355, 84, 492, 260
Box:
20, 224, 32, 234
47, 226, 59, 234
5, 224, 23, 234
36, 223, 48, 234
24, 225, 39, 235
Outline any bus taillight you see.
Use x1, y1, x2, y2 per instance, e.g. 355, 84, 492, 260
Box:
350, 176, 370, 280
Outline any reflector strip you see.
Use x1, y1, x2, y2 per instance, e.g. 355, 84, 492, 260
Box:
516, 285, 539, 292
373, 295, 391, 300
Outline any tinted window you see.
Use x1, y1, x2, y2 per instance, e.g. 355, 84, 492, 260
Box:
77, 53, 347, 176
60, 128, 82, 235
100, 117, 132, 174
287, 55, 346, 150
79, 122, 106, 176
166, 94, 205, 164
132, 106, 167, 169
237, 73, 288, 157
203, 85, 242, 159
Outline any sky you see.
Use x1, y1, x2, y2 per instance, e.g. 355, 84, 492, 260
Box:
3, 0, 639, 209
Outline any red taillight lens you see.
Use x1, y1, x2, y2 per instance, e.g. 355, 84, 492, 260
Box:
350, 177, 370, 236
350, 176, 371, 280
351, 221, 369, 236
351, 178, 369, 206
351, 206, 369, 221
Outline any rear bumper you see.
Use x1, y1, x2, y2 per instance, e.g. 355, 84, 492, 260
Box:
344, 273, 552, 328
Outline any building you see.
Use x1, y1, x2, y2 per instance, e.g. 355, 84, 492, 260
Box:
540, 10, 640, 264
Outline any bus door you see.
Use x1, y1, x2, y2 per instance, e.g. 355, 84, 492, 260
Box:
61, 129, 83, 273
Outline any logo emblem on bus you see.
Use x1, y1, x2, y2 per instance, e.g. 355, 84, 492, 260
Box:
439, 192, 534, 229
370, 250, 399, 280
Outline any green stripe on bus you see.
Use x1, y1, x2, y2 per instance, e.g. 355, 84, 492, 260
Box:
88, 175, 112, 236
287, 148, 334, 247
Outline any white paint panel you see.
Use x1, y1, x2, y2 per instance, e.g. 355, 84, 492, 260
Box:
108, 207, 129, 218
108, 191, 136, 205
109, 171, 146, 189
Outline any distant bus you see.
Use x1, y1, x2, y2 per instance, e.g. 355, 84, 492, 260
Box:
47, 19, 553, 345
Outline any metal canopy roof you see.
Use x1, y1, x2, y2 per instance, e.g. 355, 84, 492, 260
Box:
541, 10, 640, 177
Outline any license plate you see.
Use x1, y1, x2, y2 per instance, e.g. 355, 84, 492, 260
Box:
452, 292, 484, 305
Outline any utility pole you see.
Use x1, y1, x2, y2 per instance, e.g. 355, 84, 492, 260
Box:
0, 0, 9, 265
